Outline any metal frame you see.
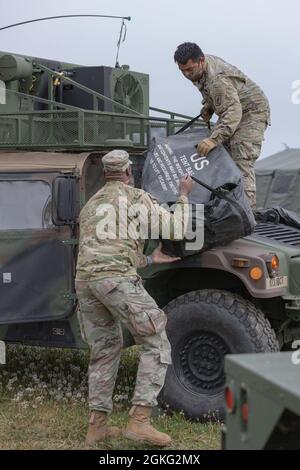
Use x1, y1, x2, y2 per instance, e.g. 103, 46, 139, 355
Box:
0, 62, 206, 151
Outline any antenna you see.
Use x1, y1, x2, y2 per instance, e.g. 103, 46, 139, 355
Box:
115, 19, 128, 68
0, 15, 131, 31
0, 15, 131, 66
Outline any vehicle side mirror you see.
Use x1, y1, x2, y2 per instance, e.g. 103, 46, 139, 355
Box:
52, 176, 78, 225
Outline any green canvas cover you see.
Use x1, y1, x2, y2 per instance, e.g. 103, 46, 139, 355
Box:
255, 148, 300, 211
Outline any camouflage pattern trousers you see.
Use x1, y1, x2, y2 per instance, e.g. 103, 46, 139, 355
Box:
224, 113, 269, 210
75, 275, 171, 413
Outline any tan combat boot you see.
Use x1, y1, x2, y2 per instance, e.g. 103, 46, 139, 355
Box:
85, 410, 121, 446
123, 405, 172, 446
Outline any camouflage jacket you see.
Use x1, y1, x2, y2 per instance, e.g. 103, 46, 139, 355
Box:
76, 181, 189, 281
193, 55, 271, 145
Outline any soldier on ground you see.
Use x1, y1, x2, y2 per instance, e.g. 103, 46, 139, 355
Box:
174, 42, 271, 210
75, 149, 194, 447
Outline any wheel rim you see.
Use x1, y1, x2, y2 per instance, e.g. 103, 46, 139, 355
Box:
174, 330, 231, 395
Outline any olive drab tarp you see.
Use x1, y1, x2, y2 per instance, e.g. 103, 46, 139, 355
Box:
255, 148, 300, 212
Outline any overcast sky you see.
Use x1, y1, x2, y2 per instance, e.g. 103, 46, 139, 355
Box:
1, 0, 300, 158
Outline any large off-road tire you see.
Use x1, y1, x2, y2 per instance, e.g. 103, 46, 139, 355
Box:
159, 289, 279, 421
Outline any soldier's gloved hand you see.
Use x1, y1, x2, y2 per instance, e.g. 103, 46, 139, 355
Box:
150, 243, 181, 265
197, 138, 217, 157
200, 105, 214, 123
179, 175, 194, 197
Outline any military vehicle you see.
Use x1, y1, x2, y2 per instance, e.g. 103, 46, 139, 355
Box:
223, 352, 300, 449
0, 50, 299, 421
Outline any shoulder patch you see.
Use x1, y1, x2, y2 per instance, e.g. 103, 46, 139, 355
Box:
213, 87, 226, 108
215, 93, 223, 107
210, 78, 227, 108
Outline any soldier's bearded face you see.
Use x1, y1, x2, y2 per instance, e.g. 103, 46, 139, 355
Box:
178, 59, 204, 81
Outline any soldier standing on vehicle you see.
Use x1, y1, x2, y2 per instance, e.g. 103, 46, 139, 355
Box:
75, 149, 194, 447
174, 42, 271, 210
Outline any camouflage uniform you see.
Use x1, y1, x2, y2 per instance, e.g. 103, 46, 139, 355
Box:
75, 276, 171, 412
194, 55, 271, 209
75, 150, 189, 413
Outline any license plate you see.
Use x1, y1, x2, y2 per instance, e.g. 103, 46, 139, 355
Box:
0, 340, 5, 364
266, 276, 288, 289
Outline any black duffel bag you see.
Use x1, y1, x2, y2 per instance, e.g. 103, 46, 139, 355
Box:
142, 125, 256, 257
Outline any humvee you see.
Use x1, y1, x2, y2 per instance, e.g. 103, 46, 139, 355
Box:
223, 352, 300, 449
0, 50, 299, 420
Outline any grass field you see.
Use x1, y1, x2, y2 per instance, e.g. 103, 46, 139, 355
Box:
0, 344, 221, 450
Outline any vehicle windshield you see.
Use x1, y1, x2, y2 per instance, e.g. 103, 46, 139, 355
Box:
0, 179, 52, 229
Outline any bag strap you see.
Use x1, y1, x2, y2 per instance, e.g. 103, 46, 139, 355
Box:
190, 175, 253, 233
190, 175, 230, 200
175, 113, 202, 135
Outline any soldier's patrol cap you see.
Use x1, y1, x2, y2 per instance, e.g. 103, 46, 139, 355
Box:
102, 150, 132, 173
